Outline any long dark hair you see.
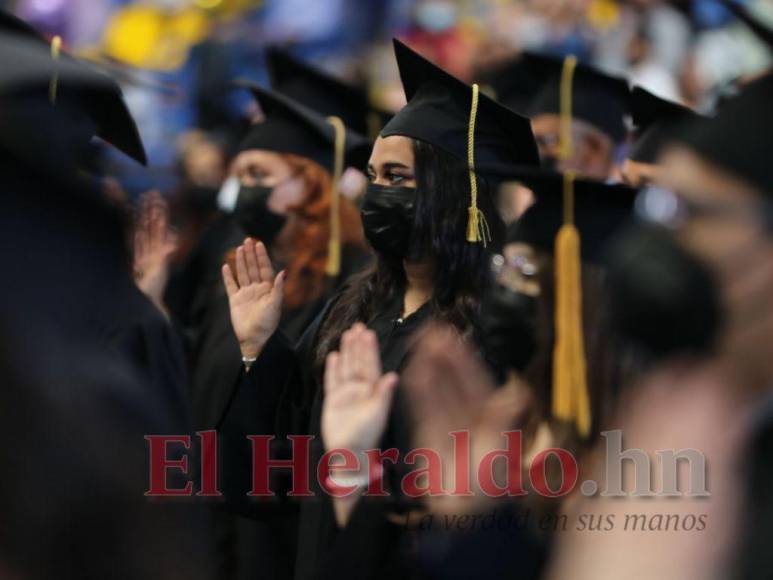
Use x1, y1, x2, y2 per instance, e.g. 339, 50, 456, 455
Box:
313, 139, 505, 372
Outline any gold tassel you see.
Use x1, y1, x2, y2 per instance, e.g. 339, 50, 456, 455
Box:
559, 55, 577, 161
551, 174, 590, 437
49, 35, 63, 105
325, 115, 345, 277
551, 56, 592, 438
465, 83, 491, 246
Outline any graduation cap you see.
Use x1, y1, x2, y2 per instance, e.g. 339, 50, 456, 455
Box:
483, 52, 630, 144
480, 163, 639, 438
674, 72, 773, 197
476, 53, 550, 115
629, 87, 703, 164
529, 53, 630, 143
237, 81, 371, 275
0, 10, 146, 165
266, 47, 390, 138
381, 39, 539, 245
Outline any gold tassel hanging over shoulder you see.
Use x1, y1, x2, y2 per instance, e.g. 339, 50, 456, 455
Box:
465, 83, 491, 246
49, 35, 63, 105
551, 55, 591, 438
325, 115, 345, 277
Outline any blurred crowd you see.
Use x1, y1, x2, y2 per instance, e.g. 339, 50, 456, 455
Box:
3, 0, 772, 185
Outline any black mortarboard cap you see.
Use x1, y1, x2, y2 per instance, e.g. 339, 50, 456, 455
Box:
266, 47, 376, 137
236, 81, 371, 172
0, 10, 146, 165
675, 72, 773, 196
381, 40, 540, 173
481, 164, 639, 262
629, 86, 703, 164
237, 81, 373, 275
520, 52, 630, 143
477, 53, 549, 114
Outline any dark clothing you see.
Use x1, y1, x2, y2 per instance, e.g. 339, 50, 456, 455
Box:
734, 396, 773, 580
169, 213, 368, 580
0, 160, 215, 579
219, 292, 433, 580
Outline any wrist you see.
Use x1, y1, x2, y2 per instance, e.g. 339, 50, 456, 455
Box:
239, 337, 267, 360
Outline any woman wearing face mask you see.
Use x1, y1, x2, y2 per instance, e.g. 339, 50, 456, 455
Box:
188, 84, 371, 428
218, 41, 540, 580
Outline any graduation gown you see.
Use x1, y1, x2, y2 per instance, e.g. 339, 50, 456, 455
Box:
219, 292, 433, 580
0, 160, 215, 579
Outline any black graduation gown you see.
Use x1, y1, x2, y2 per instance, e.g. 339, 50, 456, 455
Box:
219, 293, 433, 580
102, 284, 193, 432
0, 160, 215, 579
733, 395, 773, 580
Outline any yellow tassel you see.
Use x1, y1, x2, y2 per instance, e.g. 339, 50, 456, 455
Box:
551, 172, 591, 438
559, 55, 577, 162
465, 83, 491, 246
325, 116, 345, 277
49, 35, 62, 105
548, 56, 591, 438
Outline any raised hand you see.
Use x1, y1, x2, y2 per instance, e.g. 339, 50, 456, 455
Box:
403, 324, 531, 515
222, 238, 286, 359
322, 323, 399, 456
133, 190, 177, 316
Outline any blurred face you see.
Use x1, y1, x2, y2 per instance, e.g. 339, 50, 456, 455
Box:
659, 146, 766, 274
183, 140, 226, 188
366, 136, 417, 188
497, 242, 541, 297
232, 150, 305, 215
658, 146, 773, 385
531, 114, 614, 180
497, 182, 535, 225
620, 158, 662, 188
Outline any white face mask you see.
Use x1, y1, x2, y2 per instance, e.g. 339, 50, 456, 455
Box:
217, 175, 241, 213
415, 0, 458, 33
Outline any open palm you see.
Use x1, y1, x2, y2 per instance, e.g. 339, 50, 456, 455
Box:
322, 323, 399, 455
133, 191, 177, 313
222, 238, 285, 359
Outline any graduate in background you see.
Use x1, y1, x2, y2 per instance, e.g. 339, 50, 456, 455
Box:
184, 81, 371, 580
548, 70, 773, 580
189, 82, 371, 430
399, 167, 640, 580
480, 52, 630, 181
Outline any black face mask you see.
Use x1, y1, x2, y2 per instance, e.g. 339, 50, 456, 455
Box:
604, 224, 722, 361
480, 283, 538, 377
234, 184, 288, 243
360, 183, 416, 258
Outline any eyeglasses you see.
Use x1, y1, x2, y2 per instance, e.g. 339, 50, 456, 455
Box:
636, 185, 773, 231
491, 252, 540, 294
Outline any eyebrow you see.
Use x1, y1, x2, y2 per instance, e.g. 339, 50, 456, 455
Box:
367, 161, 412, 172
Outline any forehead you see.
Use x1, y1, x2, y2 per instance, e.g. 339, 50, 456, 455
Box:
234, 149, 284, 168
368, 135, 415, 168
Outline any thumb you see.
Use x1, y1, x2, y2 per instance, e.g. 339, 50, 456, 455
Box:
376, 372, 399, 406
270, 270, 287, 304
